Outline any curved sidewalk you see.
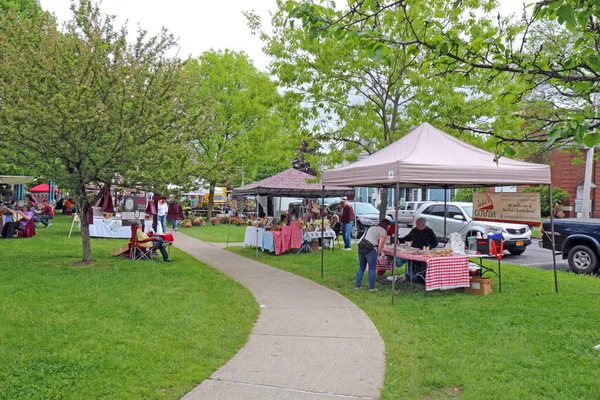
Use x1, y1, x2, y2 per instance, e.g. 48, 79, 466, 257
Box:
173, 232, 386, 400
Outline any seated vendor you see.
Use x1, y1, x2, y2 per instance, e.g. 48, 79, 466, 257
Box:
396, 217, 439, 283
135, 220, 172, 262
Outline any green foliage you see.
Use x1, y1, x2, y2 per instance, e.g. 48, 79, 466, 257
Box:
0, 0, 40, 15
230, 245, 600, 400
0, 1, 186, 261
523, 185, 570, 216
453, 187, 487, 202
0, 216, 258, 399
280, 0, 600, 148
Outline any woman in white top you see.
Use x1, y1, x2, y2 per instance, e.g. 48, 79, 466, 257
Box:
157, 198, 169, 234
355, 219, 391, 291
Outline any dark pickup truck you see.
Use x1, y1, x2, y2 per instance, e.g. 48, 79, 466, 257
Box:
541, 218, 600, 274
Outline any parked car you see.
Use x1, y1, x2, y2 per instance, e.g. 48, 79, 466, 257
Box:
326, 201, 381, 238
541, 218, 600, 274
414, 202, 532, 255
386, 201, 432, 227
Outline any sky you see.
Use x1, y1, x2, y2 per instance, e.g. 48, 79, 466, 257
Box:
39, 0, 525, 73
39, 0, 278, 71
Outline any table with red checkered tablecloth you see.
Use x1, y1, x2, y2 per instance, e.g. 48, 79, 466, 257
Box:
381, 249, 470, 291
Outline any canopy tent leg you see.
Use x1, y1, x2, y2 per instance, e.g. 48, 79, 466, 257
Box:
548, 185, 558, 293
321, 186, 325, 279
443, 185, 448, 242
391, 182, 400, 305
256, 194, 259, 260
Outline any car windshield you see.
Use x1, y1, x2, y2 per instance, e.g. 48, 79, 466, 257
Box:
355, 203, 379, 214
462, 206, 472, 217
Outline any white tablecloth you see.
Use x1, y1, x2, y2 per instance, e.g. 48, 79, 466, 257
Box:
88, 218, 152, 238
243, 227, 265, 248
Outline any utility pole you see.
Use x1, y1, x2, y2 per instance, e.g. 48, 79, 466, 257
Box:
582, 93, 599, 218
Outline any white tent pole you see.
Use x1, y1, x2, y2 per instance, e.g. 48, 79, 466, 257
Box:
548, 185, 558, 293
392, 182, 400, 305
256, 194, 259, 260
320, 186, 325, 278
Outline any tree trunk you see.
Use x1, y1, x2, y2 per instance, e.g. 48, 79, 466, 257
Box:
79, 200, 93, 263
379, 187, 389, 220
207, 182, 215, 219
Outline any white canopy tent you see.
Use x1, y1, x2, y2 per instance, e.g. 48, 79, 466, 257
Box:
320, 123, 556, 301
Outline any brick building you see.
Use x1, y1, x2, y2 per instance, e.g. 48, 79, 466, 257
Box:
549, 148, 598, 218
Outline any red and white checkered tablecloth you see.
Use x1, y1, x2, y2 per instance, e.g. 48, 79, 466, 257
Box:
424, 255, 469, 291
381, 249, 469, 291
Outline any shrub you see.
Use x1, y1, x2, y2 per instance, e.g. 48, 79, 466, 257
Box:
522, 185, 570, 216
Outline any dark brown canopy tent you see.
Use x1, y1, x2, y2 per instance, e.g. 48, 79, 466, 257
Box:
232, 168, 353, 198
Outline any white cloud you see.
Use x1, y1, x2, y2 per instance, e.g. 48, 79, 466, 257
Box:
39, 0, 277, 70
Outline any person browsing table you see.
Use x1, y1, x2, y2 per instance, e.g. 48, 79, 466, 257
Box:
355, 219, 391, 291
340, 200, 355, 250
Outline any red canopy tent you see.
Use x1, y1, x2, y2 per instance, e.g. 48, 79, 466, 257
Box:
29, 183, 58, 193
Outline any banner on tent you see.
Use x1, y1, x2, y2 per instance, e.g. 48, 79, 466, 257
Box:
473, 192, 541, 226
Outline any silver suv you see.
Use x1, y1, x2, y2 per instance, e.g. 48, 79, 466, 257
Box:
414, 202, 532, 255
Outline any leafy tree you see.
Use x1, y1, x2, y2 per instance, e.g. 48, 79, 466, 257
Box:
281, 0, 600, 147
0, 0, 40, 14
249, 1, 524, 218
181, 50, 295, 218
0, 0, 185, 262
453, 187, 487, 202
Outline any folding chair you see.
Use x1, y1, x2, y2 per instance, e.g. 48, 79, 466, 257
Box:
17, 219, 36, 239
129, 225, 154, 261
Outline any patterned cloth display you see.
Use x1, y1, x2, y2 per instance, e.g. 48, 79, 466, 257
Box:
101, 218, 122, 233
303, 229, 336, 240
382, 249, 470, 291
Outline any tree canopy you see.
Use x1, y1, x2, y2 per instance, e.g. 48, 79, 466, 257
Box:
0, 0, 186, 261
279, 0, 600, 148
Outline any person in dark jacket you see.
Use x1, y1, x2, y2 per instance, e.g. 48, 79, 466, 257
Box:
340, 200, 355, 250
397, 217, 438, 249
397, 217, 438, 283
167, 201, 184, 231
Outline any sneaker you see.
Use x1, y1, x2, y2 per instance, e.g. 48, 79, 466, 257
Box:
344, 248, 352, 251
354, 287, 361, 290
174, 228, 178, 231
369, 288, 378, 292
46, 223, 51, 228
164, 259, 172, 263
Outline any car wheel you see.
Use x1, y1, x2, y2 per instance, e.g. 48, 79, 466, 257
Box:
567, 245, 599, 274
508, 249, 525, 256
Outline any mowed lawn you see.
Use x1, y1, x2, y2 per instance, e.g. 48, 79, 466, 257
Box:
229, 246, 600, 400
179, 223, 247, 243
0, 215, 258, 399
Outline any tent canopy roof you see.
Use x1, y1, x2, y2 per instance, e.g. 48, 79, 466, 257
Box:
0, 175, 34, 185
233, 168, 353, 198
29, 183, 58, 193
322, 123, 551, 188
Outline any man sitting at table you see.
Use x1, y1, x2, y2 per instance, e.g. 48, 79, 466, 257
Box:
134, 220, 172, 262
397, 217, 439, 283
37, 199, 54, 228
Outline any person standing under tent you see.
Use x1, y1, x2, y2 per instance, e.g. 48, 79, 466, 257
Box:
355, 219, 391, 291
340, 200, 355, 250
157, 197, 168, 234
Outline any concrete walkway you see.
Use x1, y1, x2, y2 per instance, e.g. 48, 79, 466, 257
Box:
173, 232, 386, 400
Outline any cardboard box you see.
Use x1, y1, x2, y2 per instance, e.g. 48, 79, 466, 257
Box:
465, 276, 493, 295
309, 241, 320, 252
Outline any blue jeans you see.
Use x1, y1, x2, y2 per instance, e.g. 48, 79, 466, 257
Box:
171, 219, 179, 229
157, 215, 167, 233
356, 248, 377, 289
342, 221, 353, 249
153, 236, 170, 261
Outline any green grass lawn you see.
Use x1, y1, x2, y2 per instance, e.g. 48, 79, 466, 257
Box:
0, 215, 258, 399
229, 246, 600, 400
179, 223, 247, 243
